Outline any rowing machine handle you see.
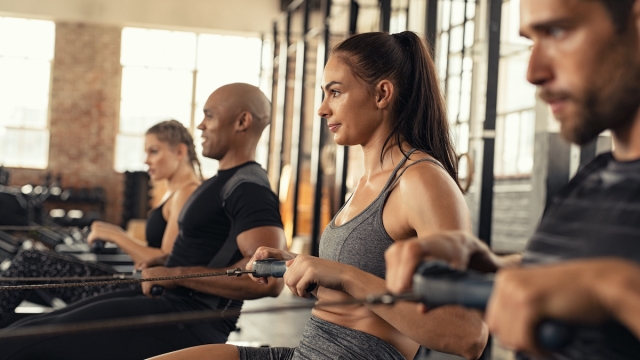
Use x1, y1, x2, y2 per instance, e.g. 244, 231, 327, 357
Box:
252, 258, 316, 293
132, 270, 165, 296
90, 240, 105, 254
150, 285, 165, 296
252, 258, 287, 278
412, 261, 573, 351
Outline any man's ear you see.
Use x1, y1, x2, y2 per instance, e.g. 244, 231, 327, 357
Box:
375, 80, 394, 110
236, 111, 253, 132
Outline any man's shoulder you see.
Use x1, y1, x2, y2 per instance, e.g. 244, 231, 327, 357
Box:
221, 162, 272, 202
548, 152, 613, 202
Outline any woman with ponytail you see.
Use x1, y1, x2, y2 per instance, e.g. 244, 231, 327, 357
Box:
153, 32, 486, 360
88, 120, 202, 266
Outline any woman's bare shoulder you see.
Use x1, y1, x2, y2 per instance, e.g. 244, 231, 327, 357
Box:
166, 182, 200, 210
395, 158, 465, 212
399, 156, 456, 191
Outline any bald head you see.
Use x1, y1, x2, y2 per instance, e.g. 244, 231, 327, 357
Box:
198, 83, 271, 162
206, 83, 271, 135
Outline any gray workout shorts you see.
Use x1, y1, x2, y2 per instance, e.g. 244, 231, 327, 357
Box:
237, 316, 404, 360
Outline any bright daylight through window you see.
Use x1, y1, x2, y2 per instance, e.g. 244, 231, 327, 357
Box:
495, 0, 536, 177
0, 17, 54, 169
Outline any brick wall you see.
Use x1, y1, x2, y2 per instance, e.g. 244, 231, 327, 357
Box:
8, 22, 124, 224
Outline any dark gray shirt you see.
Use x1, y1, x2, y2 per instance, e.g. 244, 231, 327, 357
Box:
522, 152, 640, 360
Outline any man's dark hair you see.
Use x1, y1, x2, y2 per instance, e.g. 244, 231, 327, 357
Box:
594, 0, 636, 31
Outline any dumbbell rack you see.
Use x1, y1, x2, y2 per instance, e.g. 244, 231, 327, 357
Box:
44, 188, 106, 228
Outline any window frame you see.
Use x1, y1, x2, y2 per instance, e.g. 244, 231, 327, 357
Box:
494, 0, 536, 179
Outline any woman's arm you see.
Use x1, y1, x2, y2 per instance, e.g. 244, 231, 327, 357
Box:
384, 160, 521, 293
88, 185, 197, 266
87, 221, 163, 265
358, 163, 488, 358
356, 162, 487, 358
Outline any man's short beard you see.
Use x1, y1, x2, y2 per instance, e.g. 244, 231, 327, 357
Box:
566, 62, 640, 146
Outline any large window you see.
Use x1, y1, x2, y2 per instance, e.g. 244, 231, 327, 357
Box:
436, 0, 477, 179
116, 27, 267, 178
0, 17, 54, 169
495, 0, 536, 177
116, 28, 196, 173
390, 0, 409, 34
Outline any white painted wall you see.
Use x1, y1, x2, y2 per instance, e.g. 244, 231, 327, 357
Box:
0, 0, 280, 35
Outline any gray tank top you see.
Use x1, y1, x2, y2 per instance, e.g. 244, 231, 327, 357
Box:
319, 149, 445, 279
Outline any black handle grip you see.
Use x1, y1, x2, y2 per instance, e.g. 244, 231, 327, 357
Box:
536, 320, 574, 351
252, 258, 316, 294
90, 240, 105, 254
150, 285, 165, 296
253, 259, 287, 278
412, 261, 573, 351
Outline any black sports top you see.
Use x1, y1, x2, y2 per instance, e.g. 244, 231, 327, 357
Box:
145, 203, 167, 249
520, 152, 640, 360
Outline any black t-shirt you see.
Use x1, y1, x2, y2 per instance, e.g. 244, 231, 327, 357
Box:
521, 152, 640, 360
167, 162, 282, 269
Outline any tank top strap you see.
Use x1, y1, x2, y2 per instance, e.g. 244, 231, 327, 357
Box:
157, 191, 175, 209
381, 148, 418, 192
385, 156, 446, 192
158, 181, 200, 208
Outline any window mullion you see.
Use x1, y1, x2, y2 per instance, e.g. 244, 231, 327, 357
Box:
190, 68, 198, 135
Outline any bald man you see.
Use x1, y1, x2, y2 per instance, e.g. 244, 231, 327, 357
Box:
0, 83, 287, 360
196, 83, 272, 163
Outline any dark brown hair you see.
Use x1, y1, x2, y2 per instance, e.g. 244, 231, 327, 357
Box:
146, 120, 203, 180
593, 0, 636, 31
332, 31, 459, 188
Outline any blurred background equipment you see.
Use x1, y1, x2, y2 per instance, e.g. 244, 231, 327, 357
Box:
0, 189, 28, 226
0, 166, 10, 185
1, 171, 106, 228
